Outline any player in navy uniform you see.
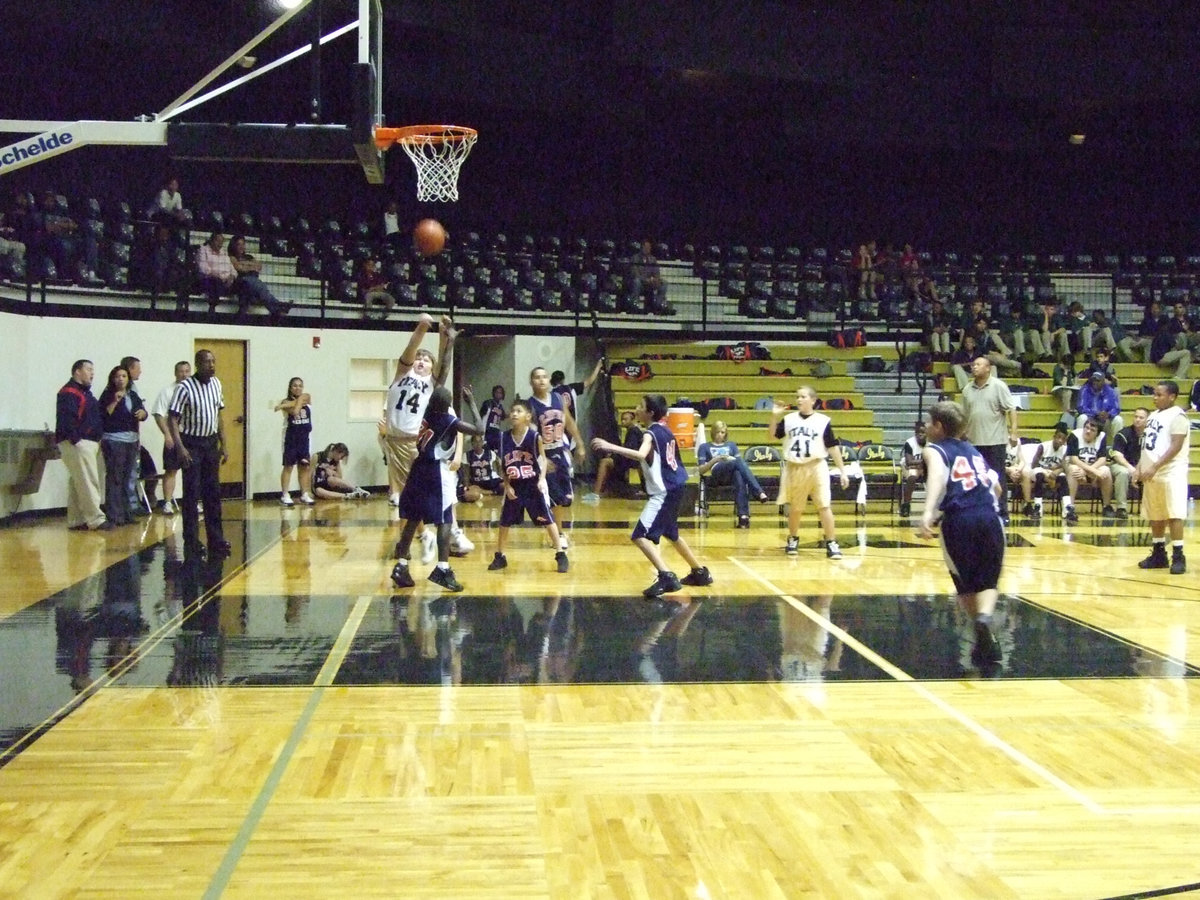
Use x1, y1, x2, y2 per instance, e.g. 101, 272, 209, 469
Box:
464, 433, 503, 495
592, 393, 712, 598
390, 387, 482, 593
487, 400, 569, 574
917, 400, 1006, 672
274, 377, 313, 506
528, 367, 586, 549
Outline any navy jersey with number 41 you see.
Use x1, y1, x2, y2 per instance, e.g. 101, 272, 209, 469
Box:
642, 421, 688, 495
928, 437, 999, 515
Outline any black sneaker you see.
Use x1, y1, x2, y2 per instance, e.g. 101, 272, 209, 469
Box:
1022, 502, 1036, 517
785, 536, 799, 555
898, 502, 911, 517
555, 550, 569, 573
488, 552, 507, 571
1171, 551, 1187, 575
390, 561, 414, 588
970, 622, 1003, 668
1115, 508, 1129, 520
1063, 507, 1079, 524
1102, 505, 1117, 518
736, 515, 750, 529
1030, 504, 1042, 520
825, 540, 843, 560
643, 570, 683, 598
680, 566, 713, 586
428, 566, 464, 592
1138, 546, 1169, 569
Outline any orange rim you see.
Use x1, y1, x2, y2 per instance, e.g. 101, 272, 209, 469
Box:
374, 124, 477, 151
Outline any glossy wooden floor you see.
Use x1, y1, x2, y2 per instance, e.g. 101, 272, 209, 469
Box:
1, 494, 1199, 899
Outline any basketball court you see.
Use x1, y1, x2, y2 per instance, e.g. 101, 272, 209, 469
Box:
2, 3, 1200, 898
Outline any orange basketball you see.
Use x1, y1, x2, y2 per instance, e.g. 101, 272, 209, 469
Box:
413, 218, 447, 257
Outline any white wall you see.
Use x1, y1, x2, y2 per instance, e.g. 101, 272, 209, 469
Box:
0, 310, 447, 515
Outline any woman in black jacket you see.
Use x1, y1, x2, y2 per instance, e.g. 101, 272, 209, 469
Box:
98, 365, 145, 525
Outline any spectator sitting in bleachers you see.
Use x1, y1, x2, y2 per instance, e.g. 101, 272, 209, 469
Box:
32, 190, 99, 283
950, 334, 979, 391
381, 199, 401, 245
1040, 300, 1070, 361
1089, 308, 1121, 358
629, 240, 673, 314
967, 316, 1021, 376
0, 208, 25, 278
151, 176, 186, 226
1065, 301, 1096, 355
1078, 346, 1118, 390
357, 257, 395, 318
1128, 300, 1167, 363
922, 296, 953, 358
196, 232, 237, 306
1167, 302, 1200, 356
228, 235, 284, 317
1076, 370, 1124, 442
996, 303, 1045, 364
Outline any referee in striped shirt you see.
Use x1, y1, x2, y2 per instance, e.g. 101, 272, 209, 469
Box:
167, 349, 230, 557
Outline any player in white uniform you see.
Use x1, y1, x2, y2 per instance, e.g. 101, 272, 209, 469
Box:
1065, 418, 1114, 518
1137, 380, 1190, 573
383, 313, 473, 560
769, 385, 850, 559
1028, 423, 1072, 521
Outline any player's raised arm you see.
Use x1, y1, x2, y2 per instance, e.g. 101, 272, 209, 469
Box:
393, 312, 436, 382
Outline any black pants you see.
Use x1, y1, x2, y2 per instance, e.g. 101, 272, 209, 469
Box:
976, 443, 1008, 516
181, 434, 224, 550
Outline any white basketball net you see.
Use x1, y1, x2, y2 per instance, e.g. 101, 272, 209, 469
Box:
398, 127, 477, 202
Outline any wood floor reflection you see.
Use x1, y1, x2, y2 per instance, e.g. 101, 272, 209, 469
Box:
1, 496, 1198, 898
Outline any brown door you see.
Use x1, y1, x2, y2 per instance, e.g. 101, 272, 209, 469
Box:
195, 338, 246, 499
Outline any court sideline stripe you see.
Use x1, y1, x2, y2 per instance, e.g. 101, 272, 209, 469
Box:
203, 594, 373, 899
726, 556, 1105, 814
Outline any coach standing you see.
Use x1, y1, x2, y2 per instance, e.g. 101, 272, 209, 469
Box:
961, 356, 1018, 520
56, 359, 110, 531
168, 349, 230, 557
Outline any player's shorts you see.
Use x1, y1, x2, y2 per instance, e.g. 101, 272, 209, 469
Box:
398, 459, 456, 526
544, 448, 574, 507
162, 441, 184, 472
631, 485, 686, 544
383, 433, 419, 492
282, 432, 310, 467
783, 458, 831, 512
1144, 473, 1188, 521
499, 481, 555, 528
941, 508, 1005, 594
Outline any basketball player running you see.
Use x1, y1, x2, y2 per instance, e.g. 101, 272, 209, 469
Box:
917, 400, 1006, 673
1137, 380, 1189, 574
591, 393, 712, 598
769, 386, 850, 559
528, 367, 586, 549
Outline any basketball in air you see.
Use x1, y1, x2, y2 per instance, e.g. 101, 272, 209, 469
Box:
413, 218, 447, 257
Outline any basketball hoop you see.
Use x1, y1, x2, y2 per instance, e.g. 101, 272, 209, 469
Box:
374, 124, 477, 202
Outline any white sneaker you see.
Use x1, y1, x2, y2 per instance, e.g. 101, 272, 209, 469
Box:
420, 528, 437, 564
389, 492, 400, 507
559, 535, 570, 551
581, 492, 601, 505
450, 528, 474, 553
280, 494, 294, 507
299, 493, 316, 506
